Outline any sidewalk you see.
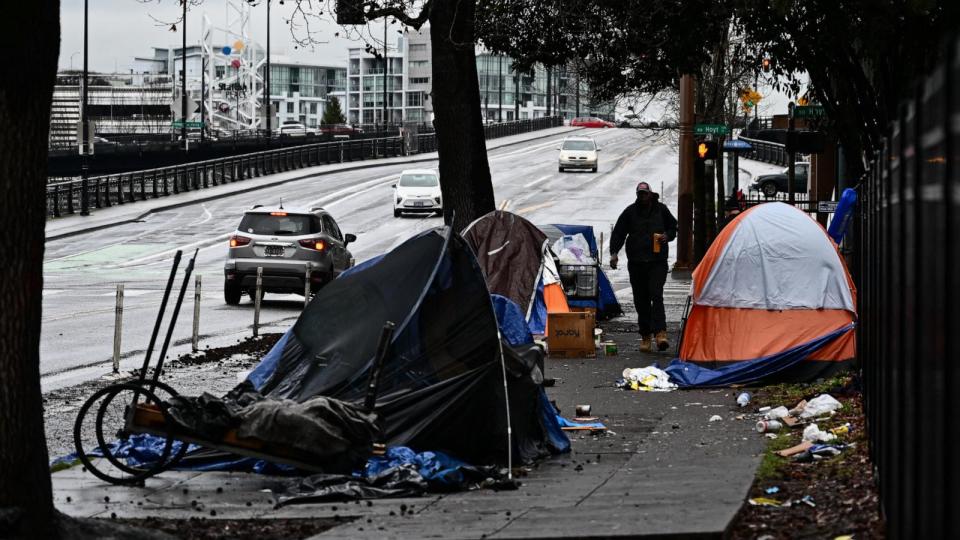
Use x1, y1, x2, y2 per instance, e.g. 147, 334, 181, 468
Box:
47, 125, 580, 241
51, 272, 764, 539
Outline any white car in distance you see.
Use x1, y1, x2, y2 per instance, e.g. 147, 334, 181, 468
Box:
557, 136, 600, 173
393, 169, 442, 217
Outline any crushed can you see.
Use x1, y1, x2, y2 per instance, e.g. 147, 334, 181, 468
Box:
756, 419, 783, 433
604, 341, 618, 356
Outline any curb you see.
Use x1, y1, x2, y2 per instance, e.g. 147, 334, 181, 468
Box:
47, 127, 581, 241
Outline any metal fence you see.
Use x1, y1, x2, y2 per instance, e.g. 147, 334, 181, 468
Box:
739, 136, 789, 166
47, 116, 563, 217
854, 37, 957, 539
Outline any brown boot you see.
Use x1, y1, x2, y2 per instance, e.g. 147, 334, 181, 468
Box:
640, 333, 654, 353
655, 330, 669, 352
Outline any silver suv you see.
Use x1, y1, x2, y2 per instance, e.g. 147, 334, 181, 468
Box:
223, 206, 356, 305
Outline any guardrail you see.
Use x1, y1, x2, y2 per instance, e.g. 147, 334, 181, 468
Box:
738, 136, 788, 166
46, 116, 563, 217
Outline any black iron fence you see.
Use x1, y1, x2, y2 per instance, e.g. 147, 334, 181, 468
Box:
739, 136, 789, 166
47, 116, 563, 217
854, 38, 957, 539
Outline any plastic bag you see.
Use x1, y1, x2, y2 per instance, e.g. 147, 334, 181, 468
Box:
802, 423, 837, 443
553, 234, 595, 265
764, 406, 789, 420
798, 394, 842, 419
621, 366, 678, 392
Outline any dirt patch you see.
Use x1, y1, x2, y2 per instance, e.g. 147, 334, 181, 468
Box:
727, 375, 885, 539
109, 517, 346, 539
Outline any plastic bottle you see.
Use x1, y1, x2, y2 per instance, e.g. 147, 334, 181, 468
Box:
736, 392, 751, 407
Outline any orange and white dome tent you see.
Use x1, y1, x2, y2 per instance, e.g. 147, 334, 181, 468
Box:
665, 202, 856, 387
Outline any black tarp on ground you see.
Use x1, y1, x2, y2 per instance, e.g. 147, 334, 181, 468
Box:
252, 227, 561, 466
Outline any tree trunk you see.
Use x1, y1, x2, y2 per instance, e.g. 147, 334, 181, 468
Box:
0, 2, 60, 538
430, 0, 495, 232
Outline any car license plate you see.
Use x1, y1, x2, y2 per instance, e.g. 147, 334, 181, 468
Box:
413, 201, 426, 207
265, 245, 284, 257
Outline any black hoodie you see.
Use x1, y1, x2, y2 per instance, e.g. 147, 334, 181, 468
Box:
609, 193, 678, 263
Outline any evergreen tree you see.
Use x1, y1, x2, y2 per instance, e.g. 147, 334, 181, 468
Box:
321, 96, 346, 125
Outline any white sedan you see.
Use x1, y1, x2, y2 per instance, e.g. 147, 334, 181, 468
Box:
393, 169, 442, 217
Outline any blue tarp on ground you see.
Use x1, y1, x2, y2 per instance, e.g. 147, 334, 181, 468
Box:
664, 323, 856, 388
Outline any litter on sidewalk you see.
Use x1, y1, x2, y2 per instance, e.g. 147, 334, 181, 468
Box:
802, 423, 838, 443
618, 366, 678, 392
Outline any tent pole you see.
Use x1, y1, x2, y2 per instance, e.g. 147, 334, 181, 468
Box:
495, 332, 513, 479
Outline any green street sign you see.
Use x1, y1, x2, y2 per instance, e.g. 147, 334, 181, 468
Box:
793, 105, 825, 119
171, 120, 204, 128
694, 124, 730, 135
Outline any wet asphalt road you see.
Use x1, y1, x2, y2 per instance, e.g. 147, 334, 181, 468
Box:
41, 128, 680, 391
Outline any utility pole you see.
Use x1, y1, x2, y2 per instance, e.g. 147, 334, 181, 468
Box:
80, 0, 90, 215
200, 49, 205, 144
787, 101, 796, 205
382, 17, 388, 131
265, 0, 271, 142
514, 69, 520, 120
181, 0, 187, 149
675, 74, 695, 271
545, 66, 552, 116
498, 54, 503, 123
575, 64, 580, 118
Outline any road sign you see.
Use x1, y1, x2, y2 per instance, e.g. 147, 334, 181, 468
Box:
723, 139, 753, 152
171, 121, 204, 129
818, 201, 839, 213
694, 124, 730, 135
793, 105, 826, 119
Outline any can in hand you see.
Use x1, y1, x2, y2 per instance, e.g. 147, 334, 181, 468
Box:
652, 233, 661, 253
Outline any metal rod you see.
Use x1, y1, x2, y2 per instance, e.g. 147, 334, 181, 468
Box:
253, 266, 263, 336
364, 321, 396, 412
181, 0, 187, 149
136, 251, 182, 384
112, 284, 124, 373
303, 267, 311, 308
191, 274, 201, 352
150, 249, 199, 389
266, 0, 271, 142
80, 0, 90, 215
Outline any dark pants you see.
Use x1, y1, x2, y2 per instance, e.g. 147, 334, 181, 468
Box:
628, 260, 668, 335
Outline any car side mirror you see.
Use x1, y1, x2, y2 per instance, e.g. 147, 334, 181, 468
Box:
391, 184, 397, 188
344, 233, 357, 245
596, 148, 602, 152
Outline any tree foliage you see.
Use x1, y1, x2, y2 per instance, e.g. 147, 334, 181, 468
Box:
731, 0, 960, 174
476, 0, 730, 100
321, 95, 346, 124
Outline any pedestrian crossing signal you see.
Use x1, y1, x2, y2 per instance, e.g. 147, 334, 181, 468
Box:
696, 140, 718, 160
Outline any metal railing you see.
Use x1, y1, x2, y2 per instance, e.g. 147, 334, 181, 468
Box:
46, 115, 563, 217
853, 35, 957, 540
739, 136, 788, 166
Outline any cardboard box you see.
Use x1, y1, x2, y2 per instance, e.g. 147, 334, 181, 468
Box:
547, 312, 596, 358
570, 306, 598, 316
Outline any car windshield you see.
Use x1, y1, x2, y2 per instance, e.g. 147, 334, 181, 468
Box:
562, 140, 595, 151
238, 213, 313, 236
399, 173, 439, 187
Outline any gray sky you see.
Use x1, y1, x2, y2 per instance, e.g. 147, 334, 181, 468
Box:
58, 0, 383, 72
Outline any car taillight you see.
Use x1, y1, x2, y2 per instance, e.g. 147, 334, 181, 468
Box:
229, 235, 251, 247
299, 238, 326, 251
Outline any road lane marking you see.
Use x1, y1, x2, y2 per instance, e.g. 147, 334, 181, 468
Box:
523, 175, 552, 188
514, 201, 555, 215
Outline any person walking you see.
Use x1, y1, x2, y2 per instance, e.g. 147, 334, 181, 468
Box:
609, 181, 678, 352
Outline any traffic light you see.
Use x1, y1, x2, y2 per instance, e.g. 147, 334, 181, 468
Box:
696, 140, 718, 160
761, 57, 772, 72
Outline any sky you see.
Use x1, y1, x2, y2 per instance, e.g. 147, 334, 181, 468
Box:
58, 0, 370, 72
58, 0, 801, 117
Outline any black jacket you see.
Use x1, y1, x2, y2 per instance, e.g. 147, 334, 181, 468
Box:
610, 198, 678, 263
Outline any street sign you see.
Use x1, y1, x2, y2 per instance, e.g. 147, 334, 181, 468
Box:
723, 139, 753, 152
694, 124, 730, 135
793, 105, 826, 119
818, 201, 839, 213
171, 121, 204, 129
